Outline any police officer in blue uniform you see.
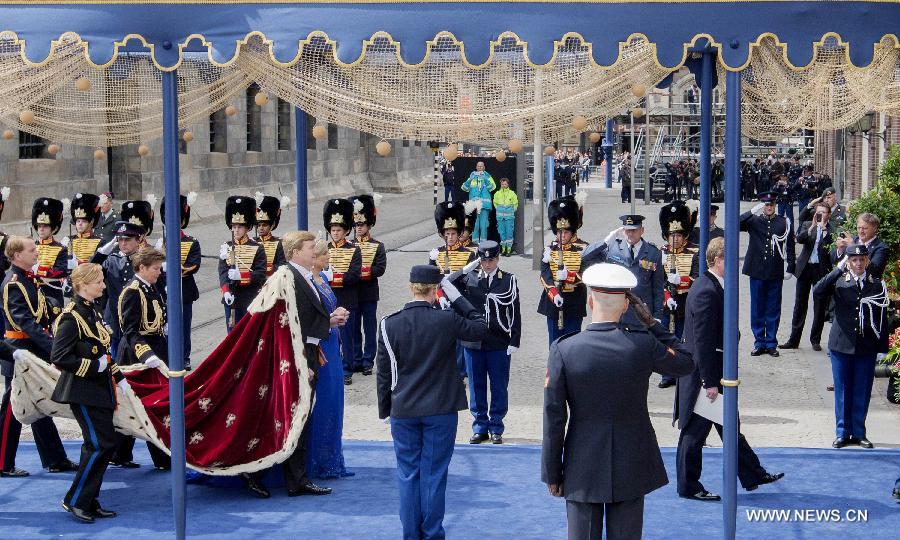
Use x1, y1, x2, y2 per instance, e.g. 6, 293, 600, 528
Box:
605, 215, 665, 324
376, 265, 488, 540
453, 240, 521, 444
159, 193, 201, 369
739, 192, 796, 356
813, 244, 888, 449
542, 263, 693, 539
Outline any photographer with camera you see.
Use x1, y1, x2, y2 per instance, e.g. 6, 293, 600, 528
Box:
832, 212, 887, 280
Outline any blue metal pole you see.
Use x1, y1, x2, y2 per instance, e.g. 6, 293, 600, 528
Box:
723, 68, 742, 540
698, 51, 713, 274
294, 107, 309, 230
161, 69, 186, 540
604, 118, 614, 189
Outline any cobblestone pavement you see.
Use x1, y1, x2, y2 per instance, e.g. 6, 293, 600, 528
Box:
12, 179, 900, 450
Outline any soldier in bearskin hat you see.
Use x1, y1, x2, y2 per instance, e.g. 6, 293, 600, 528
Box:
323, 198, 363, 385
657, 201, 700, 388
31, 197, 69, 307
64, 193, 103, 273
219, 195, 267, 332
120, 198, 156, 239
429, 201, 477, 274
160, 193, 201, 368
254, 193, 289, 277
349, 194, 386, 377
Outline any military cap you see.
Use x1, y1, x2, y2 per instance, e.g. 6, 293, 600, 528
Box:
70, 192, 102, 227
619, 214, 645, 230
323, 198, 353, 231
225, 195, 257, 228
822, 187, 836, 196
582, 262, 638, 294
846, 244, 868, 257
477, 240, 501, 260
114, 221, 145, 238
710, 204, 720, 212
757, 191, 777, 203
409, 264, 443, 284
32, 197, 65, 234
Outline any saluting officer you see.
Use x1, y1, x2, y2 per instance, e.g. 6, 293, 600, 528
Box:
323, 198, 363, 385
538, 195, 589, 345
218, 195, 267, 332
542, 263, 693, 539
32, 197, 69, 307
116, 247, 171, 469
254, 193, 289, 277
740, 192, 796, 356
51, 263, 127, 523
376, 265, 489, 540
814, 244, 889, 449
0, 236, 76, 477
430, 201, 477, 273
159, 193, 201, 369
605, 214, 665, 325
453, 240, 521, 444
349, 194, 387, 376
64, 193, 104, 272
687, 204, 724, 246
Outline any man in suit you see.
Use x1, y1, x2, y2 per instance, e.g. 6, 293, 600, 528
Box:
377, 264, 488, 540
241, 230, 344, 498
95, 193, 119, 244
832, 212, 888, 280
781, 201, 833, 351
542, 263, 693, 539
674, 237, 784, 501
604, 215, 666, 324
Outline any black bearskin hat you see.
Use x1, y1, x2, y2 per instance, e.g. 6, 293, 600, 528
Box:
434, 201, 465, 235
32, 197, 64, 235
350, 194, 377, 227
323, 198, 353, 231
161, 192, 197, 229
225, 195, 257, 229
256, 193, 289, 230
548, 196, 581, 234
121, 197, 156, 236
659, 201, 694, 239
70, 192, 102, 228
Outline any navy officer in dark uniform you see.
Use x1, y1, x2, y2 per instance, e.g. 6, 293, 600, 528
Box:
687, 204, 725, 246
814, 243, 888, 449
376, 265, 488, 540
452, 240, 521, 444
542, 262, 693, 539
604, 215, 665, 324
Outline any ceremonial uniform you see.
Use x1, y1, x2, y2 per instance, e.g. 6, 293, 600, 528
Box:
740, 193, 796, 354
323, 198, 362, 383
813, 244, 889, 447
32, 197, 69, 307
349, 194, 387, 375
461, 169, 496, 243
542, 263, 694, 539
1, 264, 71, 474
66, 193, 104, 267
254, 194, 289, 277
161, 193, 201, 367
51, 296, 124, 518
605, 215, 665, 324
454, 241, 521, 442
376, 265, 489, 540
219, 196, 267, 331
539, 196, 589, 345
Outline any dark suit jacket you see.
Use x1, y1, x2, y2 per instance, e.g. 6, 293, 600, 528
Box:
96, 210, 120, 243
288, 264, 331, 374
542, 321, 693, 503
674, 271, 724, 429
830, 236, 887, 281
795, 220, 834, 278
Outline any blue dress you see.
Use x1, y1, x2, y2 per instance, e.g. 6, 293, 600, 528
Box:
306, 273, 353, 478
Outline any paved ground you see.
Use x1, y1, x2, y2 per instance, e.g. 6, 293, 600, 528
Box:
9, 177, 900, 450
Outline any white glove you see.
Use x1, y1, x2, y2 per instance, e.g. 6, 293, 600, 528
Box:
553, 294, 564, 308
555, 269, 569, 282
321, 267, 334, 282
428, 248, 439, 261
603, 226, 625, 244
837, 255, 848, 270
666, 297, 678, 311
462, 259, 480, 275
219, 243, 231, 261
382, 416, 391, 425
61, 235, 70, 248
163, 323, 168, 336
154, 237, 164, 249
30, 263, 38, 274
438, 296, 451, 310
223, 291, 235, 305
12, 349, 27, 363
784, 272, 793, 280
96, 354, 108, 373
751, 202, 766, 215
227, 268, 241, 281
506, 346, 518, 356
667, 273, 681, 286
67, 257, 78, 270
144, 355, 163, 369
440, 276, 462, 302
117, 379, 130, 393
98, 238, 117, 255
161, 262, 167, 274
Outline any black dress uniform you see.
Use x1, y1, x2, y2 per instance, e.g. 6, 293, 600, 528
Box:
51, 297, 124, 520
32, 197, 69, 308
1, 265, 72, 474
254, 194, 288, 277
116, 275, 170, 468
429, 202, 477, 272
605, 215, 666, 323
67, 193, 104, 266
542, 263, 693, 539
687, 204, 725, 246
219, 196, 267, 331
349, 194, 387, 375
160, 194, 201, 367
539, 196, 589, 345
324, 198, 362, 382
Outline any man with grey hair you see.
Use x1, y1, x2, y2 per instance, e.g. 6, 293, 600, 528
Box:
832, 212, 887, 279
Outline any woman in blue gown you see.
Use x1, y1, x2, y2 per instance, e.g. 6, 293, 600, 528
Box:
306, 240, 353, 478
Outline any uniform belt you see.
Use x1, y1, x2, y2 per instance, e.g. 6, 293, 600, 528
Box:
4, 330, 29, 339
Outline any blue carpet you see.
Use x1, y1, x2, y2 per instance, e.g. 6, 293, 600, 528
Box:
0, 441, 897, 538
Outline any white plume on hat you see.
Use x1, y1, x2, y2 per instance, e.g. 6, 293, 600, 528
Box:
280, 196, 291, 208
1, 186, 10, 202
146, 193, 158, 209
254, 191, 266, 202
353, 199, 364, 213
98, 192, 109, 206
61, 197, 71, 214
463, 199, 480, 214
186, 191, 198, 207
372, 193, 383, 207
574, 190, 588, 208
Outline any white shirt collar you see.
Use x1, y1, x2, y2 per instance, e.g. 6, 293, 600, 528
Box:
711, 270, 725, 288
628, 239, 643, 253
136, 274, 152, 287
480, 267, 498, 280
289, 260, 313, 279
849, 270, 867, 282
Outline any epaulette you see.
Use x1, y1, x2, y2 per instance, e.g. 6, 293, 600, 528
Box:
8, 274, 17, 283
126, 280, 141, 290
644, 241, 658, 249
620, 323, 650, 333
552, 330, 580, 346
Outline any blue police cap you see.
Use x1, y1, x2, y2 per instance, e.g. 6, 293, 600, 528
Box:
477, 240, 501, 259
757, 191, 777, 203
114, 220, 145, 238
846, 243, 868, 257
409, 264, 443, 284
619, 214, 645, 230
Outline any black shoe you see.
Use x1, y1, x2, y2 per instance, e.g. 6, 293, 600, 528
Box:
490, 433, 503, 445
826, 384, 834, 392
767, 348, 780, 357
658, 379, 676, 389
857, 438, 874, 449
682, 490, 721, 501
362, 368, 373, 376
0, 467, 29, 478
154, 464, 171, 471
777, 342, 799, 350
109, 460, 140, 469
240, 473, 271, 498
811, 343, 822, 352
90, 501, 117, 519
750, 348, 766, 356
48, 460, 78, 473
62, 502, 95, 524
832, 437, 851, 448
469, 433, 489, 444
288, 482, 332, 496
343, 376, 352, 386
747, 472, 784, 491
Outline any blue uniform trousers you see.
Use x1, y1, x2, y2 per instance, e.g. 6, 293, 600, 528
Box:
391, 413, 458, 540
658, 312, 685, 385
830, 350, 876, 439
546, 315, 583, 346
497, 217, 515, 250
353, 301, 378, 370
749, 278, 783, 350
777, 202, 794, 230
340, 310, 358, 377
463, 348, 511, 435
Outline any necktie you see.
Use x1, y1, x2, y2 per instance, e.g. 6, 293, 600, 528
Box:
857, 278, 863, 292
630, 245, 637, 262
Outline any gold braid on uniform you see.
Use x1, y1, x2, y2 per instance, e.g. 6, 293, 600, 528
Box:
117, 281, 164, 336
3, 281, 48, 331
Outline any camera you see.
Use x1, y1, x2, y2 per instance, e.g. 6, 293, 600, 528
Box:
839, 231, 848, 239
815, 214, 822, 223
